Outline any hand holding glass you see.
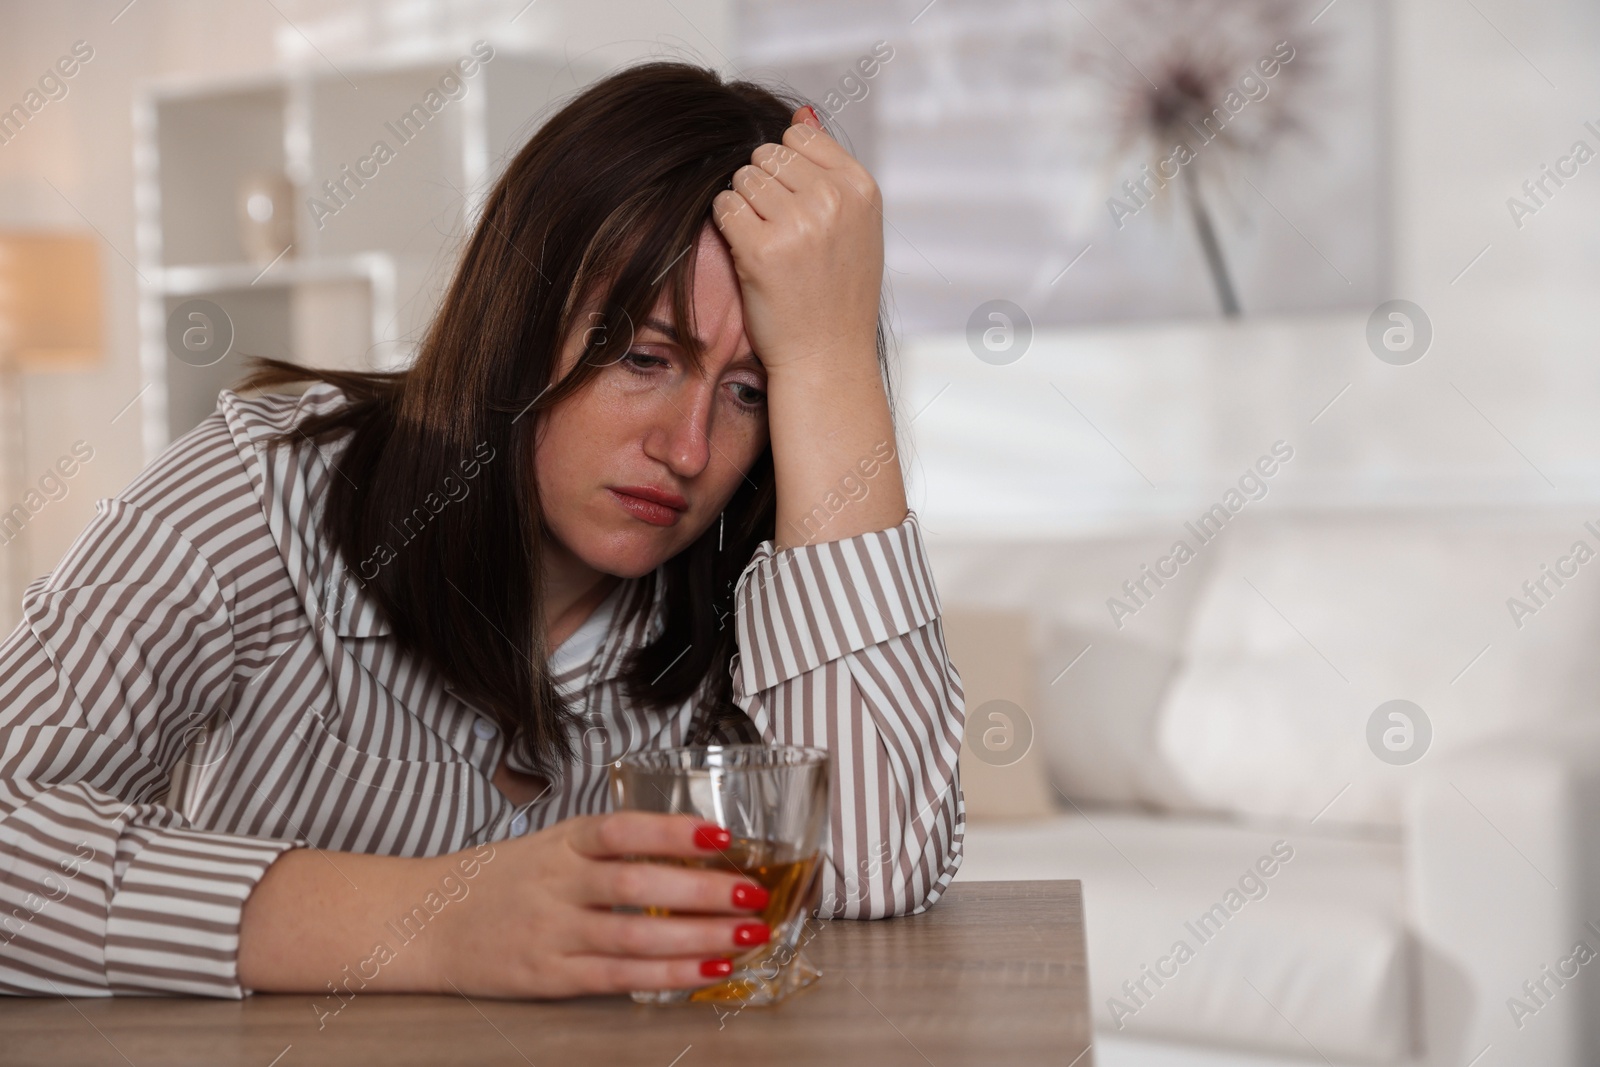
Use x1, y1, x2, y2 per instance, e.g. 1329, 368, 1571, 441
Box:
610, 744, 830, 1005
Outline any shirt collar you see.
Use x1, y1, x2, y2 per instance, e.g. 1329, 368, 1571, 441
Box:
567, 568, 666, 688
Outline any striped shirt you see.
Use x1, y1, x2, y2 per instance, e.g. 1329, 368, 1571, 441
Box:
0, 384, 965, 998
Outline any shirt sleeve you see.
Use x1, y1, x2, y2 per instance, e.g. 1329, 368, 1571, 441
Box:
730, 508, 966, 919
0, 497, 306, 998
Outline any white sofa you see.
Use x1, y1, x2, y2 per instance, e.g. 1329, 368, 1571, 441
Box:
932, 506, 1600, 1067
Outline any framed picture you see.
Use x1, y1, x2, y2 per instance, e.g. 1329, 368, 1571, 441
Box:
735, 0, 1390, 330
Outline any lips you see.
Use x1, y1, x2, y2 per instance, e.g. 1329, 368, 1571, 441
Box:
608, 486, 686, 527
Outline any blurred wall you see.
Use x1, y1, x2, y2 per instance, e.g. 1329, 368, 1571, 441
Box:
4, 0, 1600, 625
1, 1, 276, 630
888, 0, 1600, 537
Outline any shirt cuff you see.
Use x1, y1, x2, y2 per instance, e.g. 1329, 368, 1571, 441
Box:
106, 824, 306, 998
733, 509, 942, 694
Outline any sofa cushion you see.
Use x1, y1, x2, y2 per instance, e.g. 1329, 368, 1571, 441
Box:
957, 811, 1411, 1063
928, 533, 1216, 807
940, 606, 1058, 819
1157, 510, 1600, 827
1033, 618, 1192, 809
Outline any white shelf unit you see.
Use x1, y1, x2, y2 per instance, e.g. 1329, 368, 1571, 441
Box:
132, 44, 602, 460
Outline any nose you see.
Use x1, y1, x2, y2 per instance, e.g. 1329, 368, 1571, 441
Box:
641, 377, 714, 480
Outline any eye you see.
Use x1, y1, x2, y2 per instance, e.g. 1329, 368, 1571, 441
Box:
619, 350, 669, 375
728, 381, 767, 411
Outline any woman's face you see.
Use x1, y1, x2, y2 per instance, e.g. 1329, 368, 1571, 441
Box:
534, 223, 770, 579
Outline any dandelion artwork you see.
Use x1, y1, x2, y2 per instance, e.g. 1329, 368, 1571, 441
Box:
1081, 0, 1315, 316
735, 0, 1388, 329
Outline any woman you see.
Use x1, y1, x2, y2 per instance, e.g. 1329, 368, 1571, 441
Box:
0, 61, 964, 1001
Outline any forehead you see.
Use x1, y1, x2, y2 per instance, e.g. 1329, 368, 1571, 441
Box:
637, 229, 755, 365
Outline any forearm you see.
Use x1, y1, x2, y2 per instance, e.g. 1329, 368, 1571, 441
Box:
767, 351, 907, 551
238, 846, 455, 994
732, 512, 965, 916
741, 668, 965, 919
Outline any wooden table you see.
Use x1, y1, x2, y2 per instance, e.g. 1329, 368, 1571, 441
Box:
0, 880, 1092, 1067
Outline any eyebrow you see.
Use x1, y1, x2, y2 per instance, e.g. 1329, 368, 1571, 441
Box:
641, 316, 762, 367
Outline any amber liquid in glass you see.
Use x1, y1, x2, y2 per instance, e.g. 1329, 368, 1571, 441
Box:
644, 836, 820, 1002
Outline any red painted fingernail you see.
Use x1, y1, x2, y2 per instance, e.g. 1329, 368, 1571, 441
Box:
693, 824, 731, 851
805, 104, 823, 127
733, 922, 771, 947
731, 882, 770, 910
700, 958, 734, 978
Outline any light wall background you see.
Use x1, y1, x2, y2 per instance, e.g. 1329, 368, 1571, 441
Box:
3, 0, 1600, 612
888, 0, 1600, 537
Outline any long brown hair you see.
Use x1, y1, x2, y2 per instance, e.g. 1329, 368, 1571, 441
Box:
244, 60, 894, 778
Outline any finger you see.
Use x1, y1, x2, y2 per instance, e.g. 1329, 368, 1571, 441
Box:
711, 188, 761, 242
563, 954, 735, 995
577, 910, 771, 959
751, 141, 826, 195
793, 104, 824, 130
565, 811, 731, 861
730, 163, 791, 221
581, 857, 770, 913
781, 118, 853, 171
782, 120, 877, 205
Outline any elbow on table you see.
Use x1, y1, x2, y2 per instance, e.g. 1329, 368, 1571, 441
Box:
822, 841, 964, 921
833, 873, 958, 921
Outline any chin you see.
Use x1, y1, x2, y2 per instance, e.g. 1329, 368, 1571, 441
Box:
584, 527, 686, 579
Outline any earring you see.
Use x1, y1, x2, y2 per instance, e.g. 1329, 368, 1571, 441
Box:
718, 510, 725, 551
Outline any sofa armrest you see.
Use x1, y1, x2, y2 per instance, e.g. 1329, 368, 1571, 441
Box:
1406, 723, 1600, 1067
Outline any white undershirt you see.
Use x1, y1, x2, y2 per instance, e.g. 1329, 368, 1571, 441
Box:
548, 580, 625, 678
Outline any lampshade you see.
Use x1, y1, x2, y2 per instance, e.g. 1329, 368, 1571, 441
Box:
0, 232, 103, 371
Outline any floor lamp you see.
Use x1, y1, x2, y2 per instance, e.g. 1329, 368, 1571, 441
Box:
0, 233, 103, 624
